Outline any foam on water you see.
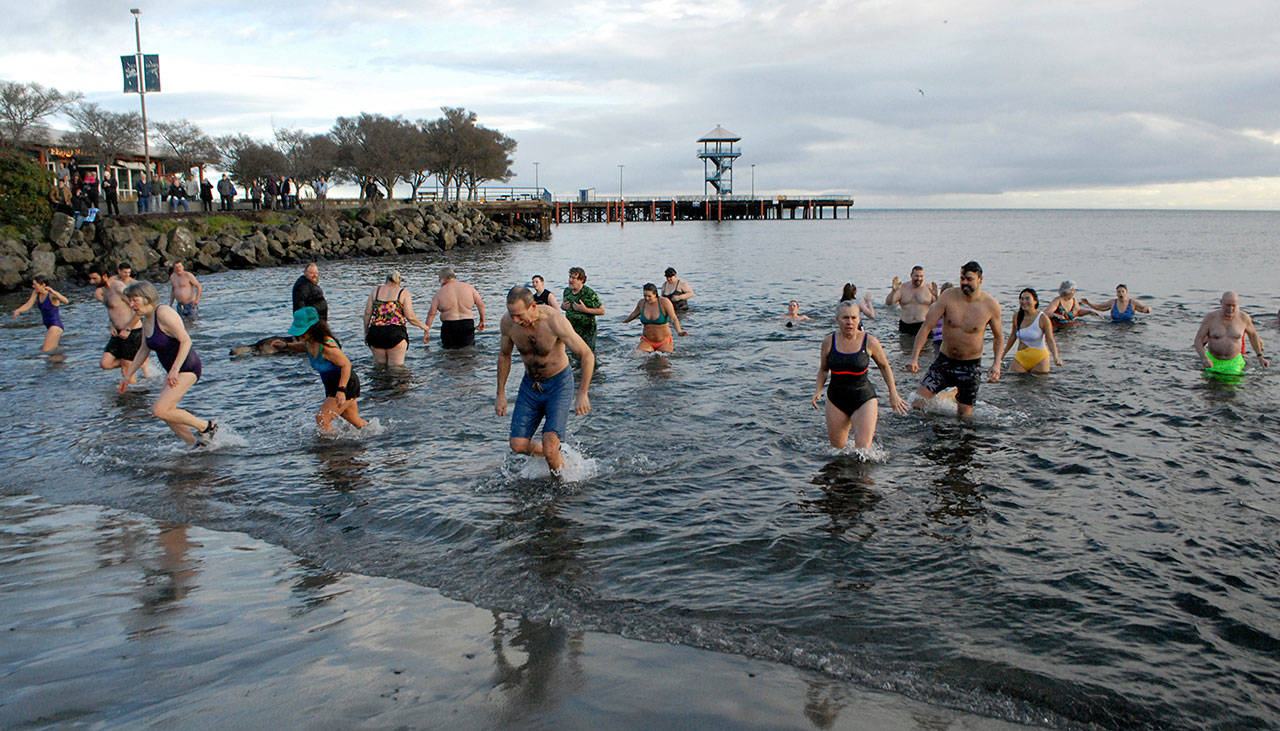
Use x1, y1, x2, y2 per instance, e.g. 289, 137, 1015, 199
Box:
516, 443, 599, 482
319, 416, 386, 441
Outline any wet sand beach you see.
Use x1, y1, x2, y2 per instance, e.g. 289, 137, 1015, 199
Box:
0, 494, 1018, 729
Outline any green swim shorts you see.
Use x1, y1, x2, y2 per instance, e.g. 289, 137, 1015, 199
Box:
1204, 351, 1245, 376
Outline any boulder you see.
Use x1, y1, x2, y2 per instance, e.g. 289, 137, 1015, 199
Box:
441, 230, 456, 250
48, 213, 75, 247
116, 240, 156, 273
355, 236, 377, 254
58, 245, 96, 265
0, 239, 29, 262
167, 227, 199, 261
291, 223, 314, 245
0, 255, 27, 289
228, 239, 259, 267
356, 207, 378, 226
195, 251, 225, 272
25, 250, 56, 280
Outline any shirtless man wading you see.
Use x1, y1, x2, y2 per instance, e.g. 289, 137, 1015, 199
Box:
168, 262, 202, 319
885, 265, 938, 335
1194, 291, 1269, 377
90, 264, 148, 381
496, 286, 594, 473
426, 266, 486, 348
907, 260, 1004, 417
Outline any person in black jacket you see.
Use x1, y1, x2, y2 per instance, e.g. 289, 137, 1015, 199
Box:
101, 170, 120, 216
292, 262, 328, 321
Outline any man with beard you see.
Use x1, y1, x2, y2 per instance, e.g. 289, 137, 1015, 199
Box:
885, 265, 938, 335
906, 260, 1003, 417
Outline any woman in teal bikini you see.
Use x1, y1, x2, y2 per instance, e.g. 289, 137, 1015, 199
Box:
622, 283, 687, 352
1082, 284, 1152, 322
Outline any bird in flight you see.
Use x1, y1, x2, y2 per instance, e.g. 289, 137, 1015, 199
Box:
918, 88, 925, 97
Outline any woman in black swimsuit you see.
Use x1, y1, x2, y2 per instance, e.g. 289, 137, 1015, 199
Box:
812, 300, 908, 449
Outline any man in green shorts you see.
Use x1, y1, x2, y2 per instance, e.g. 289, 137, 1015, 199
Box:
561, 266, 605, 352
1194, 291, 1269, 376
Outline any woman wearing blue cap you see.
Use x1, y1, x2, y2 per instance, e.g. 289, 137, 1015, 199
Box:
272, 307, 367, 432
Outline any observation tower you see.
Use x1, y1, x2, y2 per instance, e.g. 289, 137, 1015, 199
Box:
697, 125, 741, 196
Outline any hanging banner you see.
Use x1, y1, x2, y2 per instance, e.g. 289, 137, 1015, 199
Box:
142, 54, 161, 93
121, 55, 139, 93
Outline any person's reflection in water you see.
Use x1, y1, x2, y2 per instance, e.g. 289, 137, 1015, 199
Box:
313, 444, 371, 494
809, 457, 883, 543
364, 364, 416, 402
803, 676, 849, 729
288, 558, 345, 614
639, 350, 674, 381
488, 611, 586, 718
120, 522, 197, 640
922, 425, 988, 536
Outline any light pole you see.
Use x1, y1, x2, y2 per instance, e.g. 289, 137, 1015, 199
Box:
751, 163, 756, 198
130, 8, 151, 175
533, 161, 540, 199
618, 164, 624, 198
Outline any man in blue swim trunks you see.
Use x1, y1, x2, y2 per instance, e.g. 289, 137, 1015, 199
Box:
496, 286, 595, 473
907, 260, 1004, 417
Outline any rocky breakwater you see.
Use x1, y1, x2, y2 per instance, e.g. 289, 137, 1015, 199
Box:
0, 201, 544, 291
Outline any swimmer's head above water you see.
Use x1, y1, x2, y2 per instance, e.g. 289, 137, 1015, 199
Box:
1058, 280, 1076, 297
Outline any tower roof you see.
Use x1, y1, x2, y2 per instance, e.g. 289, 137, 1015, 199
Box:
698, 125, 740, 142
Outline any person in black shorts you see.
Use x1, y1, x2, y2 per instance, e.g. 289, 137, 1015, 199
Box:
906, 261, 1004, 417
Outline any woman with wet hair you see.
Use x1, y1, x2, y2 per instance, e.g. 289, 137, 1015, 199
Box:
812, 300, 908, 449
999, 288, 1063, 373
12, 277, 68, 352
622, 282, 687, 352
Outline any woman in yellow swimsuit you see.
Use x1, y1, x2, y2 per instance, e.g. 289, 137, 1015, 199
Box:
622, 283, 687, 352
999, 288, 1063, 373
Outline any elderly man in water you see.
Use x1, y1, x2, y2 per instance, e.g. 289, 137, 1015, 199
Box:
1194, 291, 1269, 377
496, 286, 594, 473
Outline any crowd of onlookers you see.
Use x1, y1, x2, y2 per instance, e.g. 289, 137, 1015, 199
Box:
49, 160, 314, 227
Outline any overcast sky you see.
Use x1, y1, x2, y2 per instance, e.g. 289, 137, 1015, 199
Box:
6, 0, 1279, 208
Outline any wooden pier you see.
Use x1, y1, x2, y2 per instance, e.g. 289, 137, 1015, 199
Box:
474, 196, 853, 239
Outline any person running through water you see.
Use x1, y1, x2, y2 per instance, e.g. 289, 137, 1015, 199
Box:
884, 266, 937, 335
1082, 284, 1152, 322
621, 282, 687, 352
562, 266, 605, 354
12, 277, 68, 353
90, 266, 150, 381
425, 266, 486, 348
907, 261, 1004, 417
1193, 291, 1269, 377
497, 286, 595, 473
118, 281, 217, 446
272, 307, 368, 432
812, 300, 908, 449
998, 288, 1063, 373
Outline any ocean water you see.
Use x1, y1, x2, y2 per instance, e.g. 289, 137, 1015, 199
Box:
2, 209, 1278, 728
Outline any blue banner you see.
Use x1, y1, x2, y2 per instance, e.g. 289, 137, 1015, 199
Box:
142, 54, 161, 93
121, 55, 139, 93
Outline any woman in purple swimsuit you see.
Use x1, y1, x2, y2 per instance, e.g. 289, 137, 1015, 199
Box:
118, 281, 217, 446
12, 277, 68, 352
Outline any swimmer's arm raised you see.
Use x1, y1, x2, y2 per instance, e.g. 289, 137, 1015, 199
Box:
884, 278, 901, 307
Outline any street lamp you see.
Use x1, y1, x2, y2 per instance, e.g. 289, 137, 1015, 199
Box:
751, 163, 756, 198
533, 161, 540, 198
130, 8, 151, 175
618, 164, 624, 198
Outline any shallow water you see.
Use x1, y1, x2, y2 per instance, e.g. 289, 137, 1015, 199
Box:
3, 210, 1279, 728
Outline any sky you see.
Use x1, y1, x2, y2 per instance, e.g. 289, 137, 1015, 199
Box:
6, 0, 1280, 208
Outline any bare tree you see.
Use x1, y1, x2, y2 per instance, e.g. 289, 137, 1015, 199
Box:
275, 128, 340, 207
0, 81, 81, 148
332, 113, 421, 201
66, 102, 143, 165
217, 134, 287, 185
154, 119, 219, 178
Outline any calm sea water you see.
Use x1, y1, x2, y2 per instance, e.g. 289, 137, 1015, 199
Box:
2, 210, 1278, 728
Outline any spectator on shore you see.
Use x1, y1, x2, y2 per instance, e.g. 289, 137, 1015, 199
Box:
150, 174, 164, 207
49, 174, 72, 216
101, 170, 120, 216
199, 178, 214, 213
168, 177, 189, 212
280, 177, 293, 210
71, 186, 90, 228
135, 173, 152, 214
217, 174, 236, 212
83, 169, 100, 208
249, 180, 262, 210
264, 176, 278, 210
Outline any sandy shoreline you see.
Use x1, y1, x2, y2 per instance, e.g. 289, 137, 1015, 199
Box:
0, 493, 1024, 729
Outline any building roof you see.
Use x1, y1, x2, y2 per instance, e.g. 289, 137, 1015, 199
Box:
698, 125, 740, 142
